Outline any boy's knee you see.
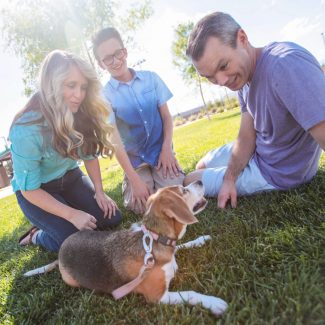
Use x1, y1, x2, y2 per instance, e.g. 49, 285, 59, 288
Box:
124, 199, 145, 215
184, 170, 204, 186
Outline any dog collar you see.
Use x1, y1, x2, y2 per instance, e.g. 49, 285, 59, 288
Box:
141, 224, 177, 247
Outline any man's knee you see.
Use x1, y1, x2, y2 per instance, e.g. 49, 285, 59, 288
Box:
184, 170, 204, 186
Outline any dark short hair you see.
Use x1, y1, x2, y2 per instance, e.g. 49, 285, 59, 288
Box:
186, 12, 241, 61
92, 27, 124, 61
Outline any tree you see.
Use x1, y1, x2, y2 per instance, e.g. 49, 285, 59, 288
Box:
171, 21, 210, 119
0, 0, 153, 96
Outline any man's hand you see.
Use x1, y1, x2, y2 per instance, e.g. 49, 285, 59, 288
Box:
94, 190, 118, 219
217, 179, 237, 209
130, 176, 151, 214
156, 145, 182, 179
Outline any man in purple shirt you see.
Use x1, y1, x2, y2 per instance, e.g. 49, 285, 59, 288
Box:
184, 12, 325, 209
92, 27, 184, 214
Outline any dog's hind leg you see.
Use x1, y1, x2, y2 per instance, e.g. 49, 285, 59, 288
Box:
176, 235, 211, 251
59, 265, 80, 288
160, 290, 227, 316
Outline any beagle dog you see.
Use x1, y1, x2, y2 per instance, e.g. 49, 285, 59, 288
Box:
24, 181, 228, 316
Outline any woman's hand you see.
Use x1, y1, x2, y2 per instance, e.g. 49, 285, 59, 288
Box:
94, 190, 118, 219
68, 209, 97, 230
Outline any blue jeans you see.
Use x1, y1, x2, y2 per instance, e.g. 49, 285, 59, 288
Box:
16, 168, 122, 252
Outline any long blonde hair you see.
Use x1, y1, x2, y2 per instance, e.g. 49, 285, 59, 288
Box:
12, 50, 114, 159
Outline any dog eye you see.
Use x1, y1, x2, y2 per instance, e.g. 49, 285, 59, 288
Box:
182, 188, 188, 194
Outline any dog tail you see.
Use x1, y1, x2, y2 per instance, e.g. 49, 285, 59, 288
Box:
23, 260, 59, 277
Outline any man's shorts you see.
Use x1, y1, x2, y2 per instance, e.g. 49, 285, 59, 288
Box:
201, 143, 275, 197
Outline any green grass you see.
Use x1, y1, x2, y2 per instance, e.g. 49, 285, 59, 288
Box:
1, 109, 324, 324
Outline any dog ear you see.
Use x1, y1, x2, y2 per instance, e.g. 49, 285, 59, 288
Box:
163, 206, 198, 225
145, 195, 153, 211
161, 191, 198, 225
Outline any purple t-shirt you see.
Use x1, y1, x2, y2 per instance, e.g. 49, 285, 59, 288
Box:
238, 42, 325, 189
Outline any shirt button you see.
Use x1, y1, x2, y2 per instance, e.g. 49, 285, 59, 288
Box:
139, 109, 143, 112
144, 121, 147, 124
141, 155, 144, 158
24, 170, 27, 173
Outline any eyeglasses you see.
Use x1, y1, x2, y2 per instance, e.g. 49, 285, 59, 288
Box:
101, 48, 126, 66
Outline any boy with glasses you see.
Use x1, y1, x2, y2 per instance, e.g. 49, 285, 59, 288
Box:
92, 27, 184, 214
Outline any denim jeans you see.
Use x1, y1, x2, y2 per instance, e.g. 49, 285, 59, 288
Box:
16, 167, 122, 252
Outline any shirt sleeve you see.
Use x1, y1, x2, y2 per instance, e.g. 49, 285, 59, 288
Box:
237, 86, 249, 113
9, 125, 42, 191
152, 72, 173, 107
107, 108, 116, 125
272, 51, 325, 131
78, 149, 97, 161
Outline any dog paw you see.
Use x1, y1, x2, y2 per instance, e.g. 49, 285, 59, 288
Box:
206, 296, 228, 316
192, 235, 212, 247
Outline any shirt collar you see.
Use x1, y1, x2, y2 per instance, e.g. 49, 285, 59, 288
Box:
109, 69, 142, 89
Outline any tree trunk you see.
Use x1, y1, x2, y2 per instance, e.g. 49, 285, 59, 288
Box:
198, 76, 210, 120
224, 87, 230, 110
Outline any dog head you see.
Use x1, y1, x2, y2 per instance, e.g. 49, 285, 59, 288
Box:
143, 181, 207, 240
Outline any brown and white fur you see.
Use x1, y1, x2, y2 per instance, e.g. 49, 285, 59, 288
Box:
24, 181, 228, 316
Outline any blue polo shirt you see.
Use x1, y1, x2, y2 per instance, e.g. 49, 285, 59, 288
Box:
103, 70, 173, 168
9, 111, 94, 192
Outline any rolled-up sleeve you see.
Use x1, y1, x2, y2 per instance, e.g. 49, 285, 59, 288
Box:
10, 127, 42, 191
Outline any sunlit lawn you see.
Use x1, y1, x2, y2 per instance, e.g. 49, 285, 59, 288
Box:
0, 108, 324, 324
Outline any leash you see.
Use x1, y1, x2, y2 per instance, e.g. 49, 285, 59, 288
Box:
112, 227, 155, 300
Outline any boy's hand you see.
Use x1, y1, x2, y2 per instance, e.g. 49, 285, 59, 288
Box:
130, 176, 151, 214
156, 145, 182, 179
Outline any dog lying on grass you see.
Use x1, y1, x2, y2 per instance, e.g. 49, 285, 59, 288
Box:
24, 181, 228, 316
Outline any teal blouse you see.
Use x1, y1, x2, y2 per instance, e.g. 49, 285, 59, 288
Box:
9, 111, 95, 192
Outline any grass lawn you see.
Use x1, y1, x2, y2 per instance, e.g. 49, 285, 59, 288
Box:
0, 109, 324, 324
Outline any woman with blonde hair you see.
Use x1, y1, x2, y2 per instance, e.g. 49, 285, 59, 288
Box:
10, 50, 122, 252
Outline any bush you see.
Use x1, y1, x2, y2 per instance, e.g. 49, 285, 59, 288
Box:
173, 115, 186, 126
188, 114, 198, 122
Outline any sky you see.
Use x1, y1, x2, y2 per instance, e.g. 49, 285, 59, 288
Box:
0, 0, 325, 139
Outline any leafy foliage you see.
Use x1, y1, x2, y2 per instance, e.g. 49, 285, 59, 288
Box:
0, 0, 153, 95
172, 21, 212, 115
171, 22, 198, 85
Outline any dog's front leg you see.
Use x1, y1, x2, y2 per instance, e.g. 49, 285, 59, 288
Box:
160, 290, 227, 316
176, 235, 211, 251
